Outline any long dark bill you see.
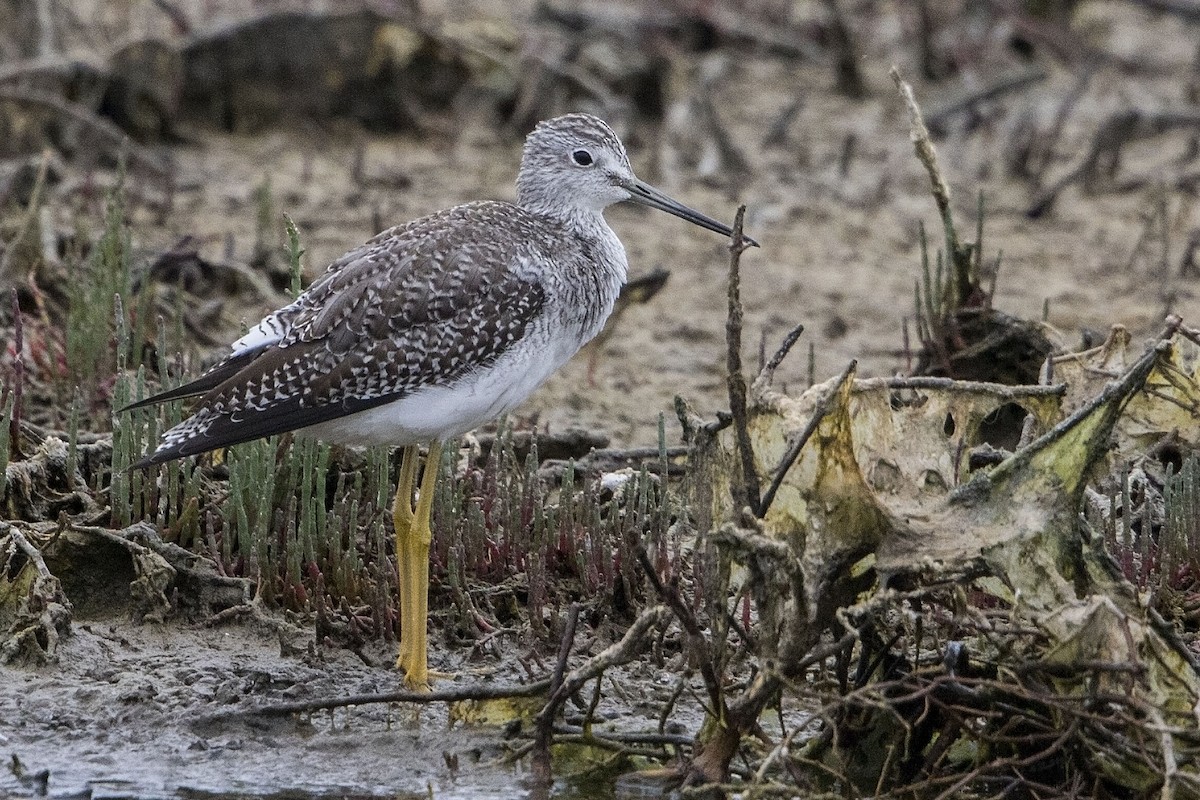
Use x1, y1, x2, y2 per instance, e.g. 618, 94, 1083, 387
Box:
623, 178, 759, 247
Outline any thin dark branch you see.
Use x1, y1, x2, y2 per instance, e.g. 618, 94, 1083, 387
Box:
550, 605, 673, 707
205, 678, 553, 719
551, 725, 694, 748
725, 205, 761, 515
757, 324, 805, 387
150, 0, 192, 33
762, 94, 804, 147
1030, 66, 1094, 186
532, 602, 580, 787
758, 359, 857, 517
636, 547, 726, 719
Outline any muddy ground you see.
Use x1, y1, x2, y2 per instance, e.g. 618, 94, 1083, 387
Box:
4, 616, 706, 799
2, 0, 1199, 797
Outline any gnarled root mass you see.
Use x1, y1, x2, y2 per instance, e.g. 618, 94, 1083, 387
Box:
687, 318, 1200, 798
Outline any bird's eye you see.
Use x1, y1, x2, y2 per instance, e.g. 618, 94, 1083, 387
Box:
571, 149, 594, 166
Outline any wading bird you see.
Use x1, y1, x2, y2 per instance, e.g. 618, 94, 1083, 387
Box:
128, 113, 754, 689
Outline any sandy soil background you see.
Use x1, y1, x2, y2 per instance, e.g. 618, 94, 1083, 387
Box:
35, 0, 1196, 448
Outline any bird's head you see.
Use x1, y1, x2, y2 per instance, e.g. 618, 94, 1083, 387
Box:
517, 113, 757, 246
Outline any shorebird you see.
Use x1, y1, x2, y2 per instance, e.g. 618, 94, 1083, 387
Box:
126, 113, 755, 689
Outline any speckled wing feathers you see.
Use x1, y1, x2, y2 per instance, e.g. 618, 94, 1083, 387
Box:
133, 202, 552, 467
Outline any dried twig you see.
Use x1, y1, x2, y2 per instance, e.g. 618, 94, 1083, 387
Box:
532, 602, 581, 787
150, 0, 191, 34
857, 375, 1065, 397
546, 604, 673, 708
758, 359, 856, 518
1027, 67, 1094, 185
207, 677, 554, 720
1027, 110, 1200, 217
757, 323, 805, 387
725, 206, 760, 515
636, 548, 724, 718
762, 94, 804, 147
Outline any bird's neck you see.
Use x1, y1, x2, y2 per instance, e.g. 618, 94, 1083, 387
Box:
516, 187, 605, 223
518, 202, 627, 335
519, 201, 622, 261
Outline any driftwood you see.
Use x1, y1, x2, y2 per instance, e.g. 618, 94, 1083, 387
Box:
0, 514, 254, 663
665, 69, 1200, 795
0, 522, 71, 663
689, 318, 1200, 795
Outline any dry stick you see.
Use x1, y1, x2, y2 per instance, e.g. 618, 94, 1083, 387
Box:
1125, 202, 1160, 273
532, 602, 581, 788
757, 323, 805, 387
636, 547, 726, 719
553, 726, 695, 748
511, 728, 692, 765
496, 609, 675, 758
697, 94, 751, 182
762, 94, 804, 147
1029, 111, 1200, 217
1027, 109, 1140, 217
860, 375, 1065, 397
582, 674, 603, 731
758, 359, 857, 518
543, 604, 673, 714
711, 524, 794, 565
6, 526, 51, 577
150, 0, 191, 33
658, 675, 689, 735
206, 677, 554, 720
725, 206, 760, 515
1176, 317, 1200, 347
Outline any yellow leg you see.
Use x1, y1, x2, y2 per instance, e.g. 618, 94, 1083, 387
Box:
393, 445, 420, 678
394, 442, 444, 690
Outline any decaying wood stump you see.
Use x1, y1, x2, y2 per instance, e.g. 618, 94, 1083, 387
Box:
693, 319, 1200, 796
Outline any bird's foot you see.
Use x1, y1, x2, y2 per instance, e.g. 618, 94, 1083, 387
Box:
398, 663, 455, 692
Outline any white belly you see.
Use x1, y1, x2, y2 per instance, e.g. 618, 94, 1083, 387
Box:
297, 333, 581, 447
